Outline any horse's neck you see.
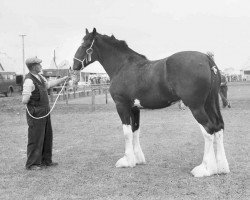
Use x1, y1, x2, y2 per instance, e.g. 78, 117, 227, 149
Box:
99, 52, 122, 78
97, 43, 146, 79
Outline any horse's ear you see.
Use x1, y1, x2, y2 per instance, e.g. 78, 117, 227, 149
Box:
86, 28, 89, 35
93, 28, 96, 36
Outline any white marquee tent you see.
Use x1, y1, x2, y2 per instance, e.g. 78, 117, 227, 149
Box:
82, 61, 106, 74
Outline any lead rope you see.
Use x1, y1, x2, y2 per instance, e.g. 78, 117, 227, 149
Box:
26, 79, 68, 119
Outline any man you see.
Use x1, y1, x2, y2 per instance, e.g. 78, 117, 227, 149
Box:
207, 52, 231, 108
219, 72, 231, 108
22, 56, 69, 170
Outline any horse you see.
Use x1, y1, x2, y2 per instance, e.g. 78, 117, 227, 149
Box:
72, 28, 230, 177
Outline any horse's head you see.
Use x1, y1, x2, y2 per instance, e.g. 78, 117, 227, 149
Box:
73, 28, 98, 71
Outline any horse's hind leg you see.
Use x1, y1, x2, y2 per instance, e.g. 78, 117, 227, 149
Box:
190, 107, 218, 177
215, 129, 230, 174
131, 106, 145, 165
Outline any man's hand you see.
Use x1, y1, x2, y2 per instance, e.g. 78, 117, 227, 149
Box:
48, 76, 71, 88
68, 69, 80, 85
62, 75, 71, 82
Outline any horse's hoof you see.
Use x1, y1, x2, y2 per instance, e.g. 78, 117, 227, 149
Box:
191, 163, 217, 177
217, 159, 230, 174
115, 156, 136, 168
135, 151, 146, 165
136, 160, 146, 165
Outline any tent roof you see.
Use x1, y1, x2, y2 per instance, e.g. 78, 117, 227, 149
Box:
82, 61, 106, 73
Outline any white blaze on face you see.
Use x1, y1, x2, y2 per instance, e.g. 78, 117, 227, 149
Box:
133, 99, 143, 108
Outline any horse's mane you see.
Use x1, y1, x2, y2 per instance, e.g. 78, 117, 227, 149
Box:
206, 51, 214, 61
101, 34, 147, 60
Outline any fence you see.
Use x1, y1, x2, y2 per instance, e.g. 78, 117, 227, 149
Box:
49, 83, 110, 111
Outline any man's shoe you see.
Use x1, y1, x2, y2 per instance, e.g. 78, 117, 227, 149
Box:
26, 165, 43, 170
45, 162, 58, 167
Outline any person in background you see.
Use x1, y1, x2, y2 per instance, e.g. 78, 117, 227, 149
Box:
207, 51, 231, 109
219, 72, 231, 108
22, 56, 69, 170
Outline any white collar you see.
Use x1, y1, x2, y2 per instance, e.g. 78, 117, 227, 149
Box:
30, 72, 41, 81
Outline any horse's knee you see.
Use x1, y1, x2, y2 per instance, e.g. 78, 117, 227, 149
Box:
131, 106, 140, 132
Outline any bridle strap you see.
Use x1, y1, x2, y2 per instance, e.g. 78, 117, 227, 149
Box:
89, 39, 95, 49
73, 57, 86, 70
74, 39, 95, 70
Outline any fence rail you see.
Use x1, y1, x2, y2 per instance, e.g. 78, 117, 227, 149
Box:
49, 83, 110, 111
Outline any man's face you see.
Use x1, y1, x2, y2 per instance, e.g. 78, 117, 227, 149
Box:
33, 63, 42, 73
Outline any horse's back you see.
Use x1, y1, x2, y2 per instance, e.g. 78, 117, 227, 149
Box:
166, 51, 211, 75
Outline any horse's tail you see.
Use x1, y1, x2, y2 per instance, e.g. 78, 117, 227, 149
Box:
205, 54, 224, 132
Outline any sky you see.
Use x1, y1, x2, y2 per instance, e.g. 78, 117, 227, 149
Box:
0, 0, 250, 74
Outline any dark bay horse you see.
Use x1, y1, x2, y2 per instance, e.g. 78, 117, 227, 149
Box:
72, 28, 230, 177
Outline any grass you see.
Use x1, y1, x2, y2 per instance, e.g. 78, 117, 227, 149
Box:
0, 82, 249, 199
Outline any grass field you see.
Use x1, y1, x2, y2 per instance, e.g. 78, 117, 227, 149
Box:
0, 82, 249, 200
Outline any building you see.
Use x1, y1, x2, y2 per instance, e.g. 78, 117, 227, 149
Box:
240, 67, 250, 81
42, 68, 71, 79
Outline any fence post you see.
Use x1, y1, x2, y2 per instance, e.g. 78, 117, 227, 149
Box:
105, 88, 108, 104
91, 88, 95, 111
73, 86, 76, 98
65, 86, 68, 105
62, 87, 65, 100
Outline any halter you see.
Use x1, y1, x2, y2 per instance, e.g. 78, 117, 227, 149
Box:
74, 39, 95, 70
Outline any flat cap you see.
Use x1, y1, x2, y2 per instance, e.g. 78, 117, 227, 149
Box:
25, 56, 42, 65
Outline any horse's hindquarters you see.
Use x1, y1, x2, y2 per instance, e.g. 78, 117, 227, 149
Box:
166, 52, 212, 108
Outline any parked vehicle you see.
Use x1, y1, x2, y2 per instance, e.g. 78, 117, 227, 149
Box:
0, 71, 22, 97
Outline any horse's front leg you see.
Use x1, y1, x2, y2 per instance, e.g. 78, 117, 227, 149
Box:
115, 102, 136, 168
131, 106, 145, 165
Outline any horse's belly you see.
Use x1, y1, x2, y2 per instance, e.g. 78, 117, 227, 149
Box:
143, 102, 172, 109
133, 96, 177, 109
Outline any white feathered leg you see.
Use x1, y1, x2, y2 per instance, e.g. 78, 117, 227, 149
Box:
215, 129, 230, 174
191, 124, 218, 177
133, 128, 146, 165
115, 125, 136, 168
